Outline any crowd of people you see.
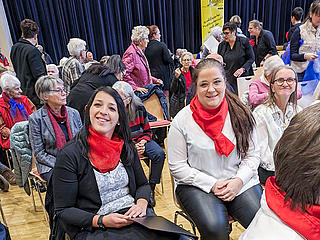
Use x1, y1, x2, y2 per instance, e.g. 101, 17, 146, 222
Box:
0, 1, 319, 240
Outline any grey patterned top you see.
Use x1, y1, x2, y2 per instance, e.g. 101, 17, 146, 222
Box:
94, 162, 135, 215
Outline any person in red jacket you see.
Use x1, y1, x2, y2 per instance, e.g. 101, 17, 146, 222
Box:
0, 48, 9, 67
0, 73, 36, 150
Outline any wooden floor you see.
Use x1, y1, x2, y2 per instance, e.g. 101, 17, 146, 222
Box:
0, 159, 245, 240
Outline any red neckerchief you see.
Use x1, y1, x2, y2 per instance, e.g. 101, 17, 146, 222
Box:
88, 126, 124, 173
46, 105, 72, 150
265, 177, 320, 240
190, 95, 235, 156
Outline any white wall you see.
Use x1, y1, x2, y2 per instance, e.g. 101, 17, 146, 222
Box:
0, 0, 13, 65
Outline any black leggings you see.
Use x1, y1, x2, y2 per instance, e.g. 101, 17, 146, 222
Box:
176, 184, 262, 240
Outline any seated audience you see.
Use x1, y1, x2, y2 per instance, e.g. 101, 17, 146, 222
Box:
84, 51, 99, 70
122, 26, 162, 94
68, 55, 124, 120
248, 20, 277, 66
62, 38, 87, 89
113, 81, 165, 207
168, 59, 262, 240
170, 51, 194, 117
240, 103, 320, 240
290, 1, 320, 82
218, 22, 254, 94
29, 75, 82, 182
0, 73, 35, 185
46, 64, 60, 78
53, 86, 180, 240
253, 66, 301, 185
248, 55, 284, 108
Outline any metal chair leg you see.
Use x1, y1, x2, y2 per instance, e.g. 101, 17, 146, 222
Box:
4, 150, 12, 170
34, 180, 49, 223
28, 177, 37, 212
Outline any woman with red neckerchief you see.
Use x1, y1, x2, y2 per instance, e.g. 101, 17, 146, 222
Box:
168, 58, 262, 240
240, 103, 320, 240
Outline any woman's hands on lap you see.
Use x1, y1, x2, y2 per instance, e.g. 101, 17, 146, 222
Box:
124, 199, 148, 218
212, 178, 243, 202
102, 213, 133, 228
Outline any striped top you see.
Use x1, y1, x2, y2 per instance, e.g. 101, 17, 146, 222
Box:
129, 106, 152, 143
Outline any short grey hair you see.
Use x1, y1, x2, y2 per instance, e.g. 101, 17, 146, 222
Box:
131, 26, 149, 44
263, 55, 284, 76
210, 26, 222, 38
35, 75, 64, 102
180, 51, 193, 63
67, 38, 86, 57
112, 81, 143, 122
0, 73, 20, 92
46, 64, 59, 74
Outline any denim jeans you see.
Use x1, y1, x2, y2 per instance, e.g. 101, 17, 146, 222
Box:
143, 140, 165, 184
176, 184, 263, 240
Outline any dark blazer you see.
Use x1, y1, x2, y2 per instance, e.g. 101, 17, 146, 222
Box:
10, 38, 46, 107
145, 40, 173, 91
29, 106, 82, 175
53, 138, 151, 239
67, 72, 118, 120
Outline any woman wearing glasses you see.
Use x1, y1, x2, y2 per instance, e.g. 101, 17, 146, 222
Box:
29, 75, 82, 182
170, 52, 194, 117
218, 22, 254, 95
122, 26, 162, 94
253, 66, 301, 185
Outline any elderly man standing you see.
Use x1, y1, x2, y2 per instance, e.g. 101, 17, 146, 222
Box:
46, 64, 60, 78
10, 19, 46, 108
62, 38, 87, 90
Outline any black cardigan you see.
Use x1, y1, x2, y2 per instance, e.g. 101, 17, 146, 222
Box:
53, 138, 151, 238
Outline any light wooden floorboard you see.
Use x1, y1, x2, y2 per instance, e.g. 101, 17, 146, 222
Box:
0, 159, 244, 240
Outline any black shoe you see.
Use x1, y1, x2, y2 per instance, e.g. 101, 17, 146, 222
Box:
0, 175, 9, 192
149, 191, 156, 207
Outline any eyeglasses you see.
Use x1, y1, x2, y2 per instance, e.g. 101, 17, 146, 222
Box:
182, 59, 192, 62
273, 77, 296, 86
223, 31, 231, 35
49, 87, 69, 95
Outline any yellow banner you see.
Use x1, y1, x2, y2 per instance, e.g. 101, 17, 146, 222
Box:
201, 0, 224, 43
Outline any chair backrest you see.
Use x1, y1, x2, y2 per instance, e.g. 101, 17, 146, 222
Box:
143, 93, 165, 121
237, 76, 256, 100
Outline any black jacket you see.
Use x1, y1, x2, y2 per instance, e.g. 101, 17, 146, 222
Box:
10, 38, 46, 107
53, 137, 151, 239
67, 72, 118, 120
145, 40, 173, 91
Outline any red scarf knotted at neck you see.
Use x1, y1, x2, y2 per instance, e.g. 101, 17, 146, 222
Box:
190, 95, 235, 157
88, 126, 124, 173
265, 177, 320, 240
46, 105, 73, 150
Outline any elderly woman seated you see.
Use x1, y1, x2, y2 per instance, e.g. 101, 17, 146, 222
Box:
0, 73, 35, 185
122, 26, 162, 94
29, 75, 82, 182
113, 81, 165, 207
240, 103, 320, 240
68, 55, 125, 120
253, 66, 302, 185
53, 86, 183, 240
46, 64, 60, 78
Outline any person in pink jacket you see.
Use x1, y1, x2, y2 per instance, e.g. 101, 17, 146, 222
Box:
249, 55, 302, 108
122, 26, 162, 94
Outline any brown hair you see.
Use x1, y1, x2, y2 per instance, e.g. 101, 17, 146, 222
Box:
192, 59, 255, 157
273, 103, 320, 212
20, 19, 39, 39
305, 0, 320, 22
266, 66, 298, 111
249, 20, 263, 30
147, 25, 159, 40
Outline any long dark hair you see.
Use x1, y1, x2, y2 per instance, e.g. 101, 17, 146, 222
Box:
193, 58, 255, 158
76, 86, 136, 165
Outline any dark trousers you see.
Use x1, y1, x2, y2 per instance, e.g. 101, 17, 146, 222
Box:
258, 166, 274, 185
143, 140, 165, 184
297, 71, 305, 82
176, 184, 262, 240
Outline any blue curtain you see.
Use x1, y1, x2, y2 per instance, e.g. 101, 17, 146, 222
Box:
3, 0, 201, 64
3, 0, 315, 64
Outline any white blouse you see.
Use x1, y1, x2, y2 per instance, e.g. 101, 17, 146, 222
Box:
253, 103, 301, 171
168, 105, 260, 195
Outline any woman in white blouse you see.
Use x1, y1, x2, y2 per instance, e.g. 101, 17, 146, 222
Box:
253, 66, 301, 185
168, 58, 262, 240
